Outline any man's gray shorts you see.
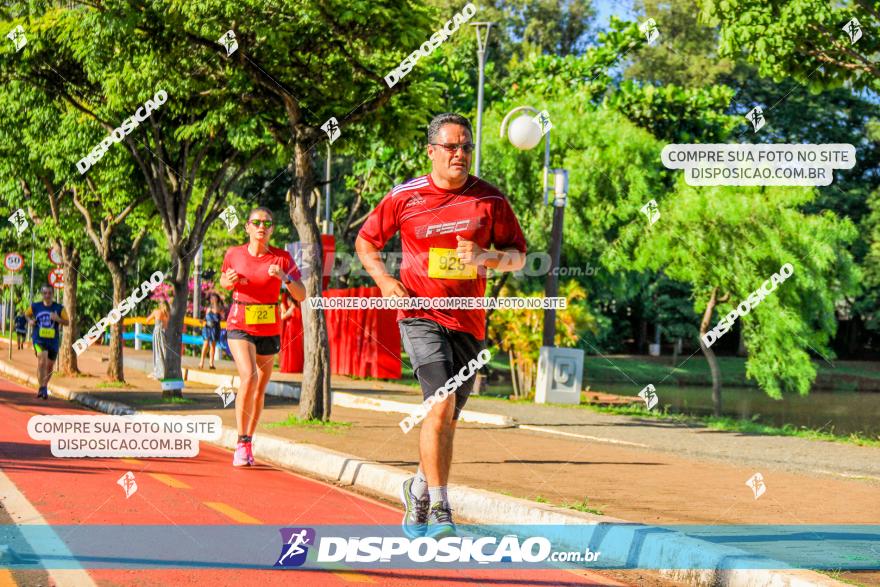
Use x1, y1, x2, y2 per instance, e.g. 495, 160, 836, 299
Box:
399, 318, 486, 418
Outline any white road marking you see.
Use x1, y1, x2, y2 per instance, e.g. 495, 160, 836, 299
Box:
518, 425, 650, 448
0, 468, 97, 587
811, 469, 880, 482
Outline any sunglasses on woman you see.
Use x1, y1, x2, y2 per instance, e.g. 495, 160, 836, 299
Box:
249, 219, 273, 228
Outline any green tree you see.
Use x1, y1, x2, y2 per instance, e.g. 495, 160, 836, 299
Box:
6, 77, 155, 382
699, 0, 880, 355
606, 182, 859, 415
73, 176, 152, 382
699, 0, 880, 93
174, 0, 447, 419
2, 4, 275, 395
0, 75, 95, 375
627, 0, 736, 87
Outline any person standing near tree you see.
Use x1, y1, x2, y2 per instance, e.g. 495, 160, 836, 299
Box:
14, 308, 27, 351
145, 300, 169, 380
356, 113, 527, 538
199, 293, 223, 370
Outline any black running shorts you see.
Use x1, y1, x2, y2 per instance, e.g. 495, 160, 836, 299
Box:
399, 318, 486, 418
227, 329, 281, 356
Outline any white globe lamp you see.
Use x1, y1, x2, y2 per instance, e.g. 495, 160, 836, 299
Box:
506, 114, 542, 150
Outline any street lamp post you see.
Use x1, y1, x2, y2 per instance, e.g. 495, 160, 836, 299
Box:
500, 107, 568, 347
324, 143, 333, 235
470, 22, 492, 177
543, 170, 568, 347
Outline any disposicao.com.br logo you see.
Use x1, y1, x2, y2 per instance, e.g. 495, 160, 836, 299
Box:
272, 528, 597, 567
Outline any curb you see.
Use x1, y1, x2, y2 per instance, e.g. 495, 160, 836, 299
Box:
332, 391, 513, 427
122, 356, 511, 425
122, 355, 301, 399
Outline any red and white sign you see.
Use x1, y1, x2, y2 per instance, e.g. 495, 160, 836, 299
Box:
4, 252, 24, 272
48, 267, 65, 289
48, 247, 63, 266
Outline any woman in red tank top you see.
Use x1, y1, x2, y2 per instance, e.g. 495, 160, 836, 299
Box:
220, 207, 306, 467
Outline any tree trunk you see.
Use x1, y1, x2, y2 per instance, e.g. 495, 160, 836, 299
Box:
701, 340, 723, 417
846, 315, 860, 358
699, 287, 723, 417
107, 263, 126, 382
671, 337, 680, 367
58, 248, 80, 375
162, 257, 191, 398
736, 325, 747, 357
637, 318, 647, 353
524, 358, 535, 395
289, 141, 332, 421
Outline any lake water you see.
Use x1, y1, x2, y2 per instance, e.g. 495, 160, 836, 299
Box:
596, 382, 880, 438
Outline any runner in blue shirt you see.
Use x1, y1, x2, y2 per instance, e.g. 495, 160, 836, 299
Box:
25, 285, 69, 399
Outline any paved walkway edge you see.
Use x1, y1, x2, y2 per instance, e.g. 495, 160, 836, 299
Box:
0, 359, 849, 587
121, 354, 513, 426
122, 355, 300, 399
331, 391, 513, 427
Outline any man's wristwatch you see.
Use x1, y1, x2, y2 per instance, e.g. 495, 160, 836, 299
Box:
283, 274, 292, 284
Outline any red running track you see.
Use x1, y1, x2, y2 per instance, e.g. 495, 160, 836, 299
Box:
0, 375, 629, 587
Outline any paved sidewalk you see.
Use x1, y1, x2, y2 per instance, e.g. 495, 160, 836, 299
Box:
366, 392, 880, 482
0, 341, 418, 394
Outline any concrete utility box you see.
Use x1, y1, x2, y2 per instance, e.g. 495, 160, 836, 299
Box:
535, 346, 584, 405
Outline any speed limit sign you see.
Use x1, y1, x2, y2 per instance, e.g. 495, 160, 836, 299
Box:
4, 252, 24, 273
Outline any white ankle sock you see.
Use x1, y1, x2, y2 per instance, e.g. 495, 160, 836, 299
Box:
411, 468, 428, 498
428, 486, 448, 507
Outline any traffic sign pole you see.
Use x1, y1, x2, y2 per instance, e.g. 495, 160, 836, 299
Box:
7, 278, 12, 360
4, 252, 25, 356
29, 233, 35, 341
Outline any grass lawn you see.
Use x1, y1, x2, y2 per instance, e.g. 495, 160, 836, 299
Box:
128, 396, 196, 405
475, 390, 880, 446
584, 355, 880, 390
264, 415, 352, 434
392, 352, 880, 393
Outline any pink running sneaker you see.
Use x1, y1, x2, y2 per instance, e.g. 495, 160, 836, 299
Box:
246, 442, 255, 466
233, 442, 250, 467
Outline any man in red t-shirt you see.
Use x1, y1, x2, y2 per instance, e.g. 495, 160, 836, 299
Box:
220, 206, 306, 467
356, 113, 527, 537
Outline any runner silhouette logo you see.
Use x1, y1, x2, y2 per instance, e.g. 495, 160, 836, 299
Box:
275, 528, 316, 567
